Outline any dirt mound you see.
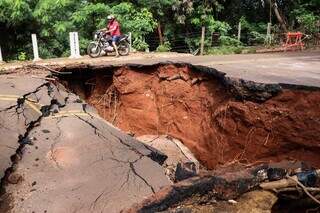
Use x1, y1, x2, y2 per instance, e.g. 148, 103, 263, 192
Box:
62, 64, 320, 169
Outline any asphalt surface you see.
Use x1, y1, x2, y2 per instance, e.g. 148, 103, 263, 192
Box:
0, 50, 319, 212
189, 51, 320, 87
2, 50, 319, 87
0, 74, 171, 213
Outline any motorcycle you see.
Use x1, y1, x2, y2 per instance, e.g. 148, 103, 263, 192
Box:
87, 31, 130, 58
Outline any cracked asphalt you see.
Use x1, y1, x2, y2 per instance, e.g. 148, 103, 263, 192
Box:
0, 74, 171, 213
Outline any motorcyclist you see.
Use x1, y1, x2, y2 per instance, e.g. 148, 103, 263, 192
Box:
101, 15, 121, 57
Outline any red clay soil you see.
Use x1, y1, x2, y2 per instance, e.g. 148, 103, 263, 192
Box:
83, 64, 320, 169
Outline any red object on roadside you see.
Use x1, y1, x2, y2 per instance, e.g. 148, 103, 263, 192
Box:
283, 32, 304, 51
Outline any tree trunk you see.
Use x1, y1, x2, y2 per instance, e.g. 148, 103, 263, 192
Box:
267, 0, 287, 32
157, 22, 164, 45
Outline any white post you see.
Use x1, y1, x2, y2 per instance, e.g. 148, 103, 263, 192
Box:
69, 32, 75, 58
238, 22, 242, 41
128, 32, 132, 52
74, 32, 81, 58
200, 26, 205, 55
69, 32, 81, 58
32, 34, 41, 61
0, 46, 3, 63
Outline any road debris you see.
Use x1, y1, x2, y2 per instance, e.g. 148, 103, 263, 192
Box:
137, 135, 200, 182
123, 161, 320, 212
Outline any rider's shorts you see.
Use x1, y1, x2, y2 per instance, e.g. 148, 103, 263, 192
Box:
112, 36, 121, 43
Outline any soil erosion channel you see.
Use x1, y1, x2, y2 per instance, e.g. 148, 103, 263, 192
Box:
60, 63, 320, 169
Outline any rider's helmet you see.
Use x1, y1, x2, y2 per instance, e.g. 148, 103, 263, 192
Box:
107, 15, 115, 21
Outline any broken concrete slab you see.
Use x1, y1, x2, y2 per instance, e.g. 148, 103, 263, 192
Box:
0, 75, 172, 213
5, 116, 170, 213
0, 99, 41, 180
0, 77, 46, 181
137, 135, 200, 182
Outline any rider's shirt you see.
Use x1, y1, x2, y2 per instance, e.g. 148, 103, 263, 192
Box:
107, 20, 121, 36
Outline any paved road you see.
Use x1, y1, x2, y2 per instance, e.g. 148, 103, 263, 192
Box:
2, 50, 319, 87
0, 51, 319, 212
125, 51, 320, 87
187, 51, 320, 87
0, 75, 170, 213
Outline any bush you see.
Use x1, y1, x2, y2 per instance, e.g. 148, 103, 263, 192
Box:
206, 46, 244, 55
292, 6, 319, 35
239, 17, 268, 45
297, 13, 319, 34
156, 41, 172, 52
38, 44, 57, 59
133, 39, 149, 51
219, 36, 242, 46
18, 52, 27, 61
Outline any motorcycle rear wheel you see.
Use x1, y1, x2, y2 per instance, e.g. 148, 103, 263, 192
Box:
118, 41, 130, 56
87, 42, 101, 58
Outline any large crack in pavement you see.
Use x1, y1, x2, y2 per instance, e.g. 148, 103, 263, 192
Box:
129, 157, 156, 194
0, 75, 171, 213
0, 83, 68, 195
74, 114, 164, 194
75, 113, 167, 165
0, 82, 49, 113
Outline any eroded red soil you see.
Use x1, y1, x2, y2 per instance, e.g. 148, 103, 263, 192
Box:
68, 65, 320, 169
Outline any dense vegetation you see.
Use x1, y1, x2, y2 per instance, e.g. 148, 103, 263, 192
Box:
0, 0, 319, 60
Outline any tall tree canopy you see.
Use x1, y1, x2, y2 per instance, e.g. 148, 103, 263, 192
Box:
0, 0, 319, 60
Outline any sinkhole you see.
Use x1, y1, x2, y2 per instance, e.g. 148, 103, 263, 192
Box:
58, 63, 320, 170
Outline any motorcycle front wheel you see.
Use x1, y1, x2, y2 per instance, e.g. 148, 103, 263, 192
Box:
118, 41, 130, 56
87, 42, 101, 58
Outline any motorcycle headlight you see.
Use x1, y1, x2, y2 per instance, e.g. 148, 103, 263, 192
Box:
94, 34, 98, 40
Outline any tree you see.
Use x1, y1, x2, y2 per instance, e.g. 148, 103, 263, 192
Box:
110, 2, 157, 50
0, 0, 319, 60
0, 0, 34, 59
137, 0, 174, 44
266, 0, 287, 32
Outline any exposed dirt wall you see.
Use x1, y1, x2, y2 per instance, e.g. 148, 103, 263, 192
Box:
63, 64, 320, 169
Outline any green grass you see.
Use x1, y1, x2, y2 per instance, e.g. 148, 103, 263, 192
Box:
205, 46, 244, 55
